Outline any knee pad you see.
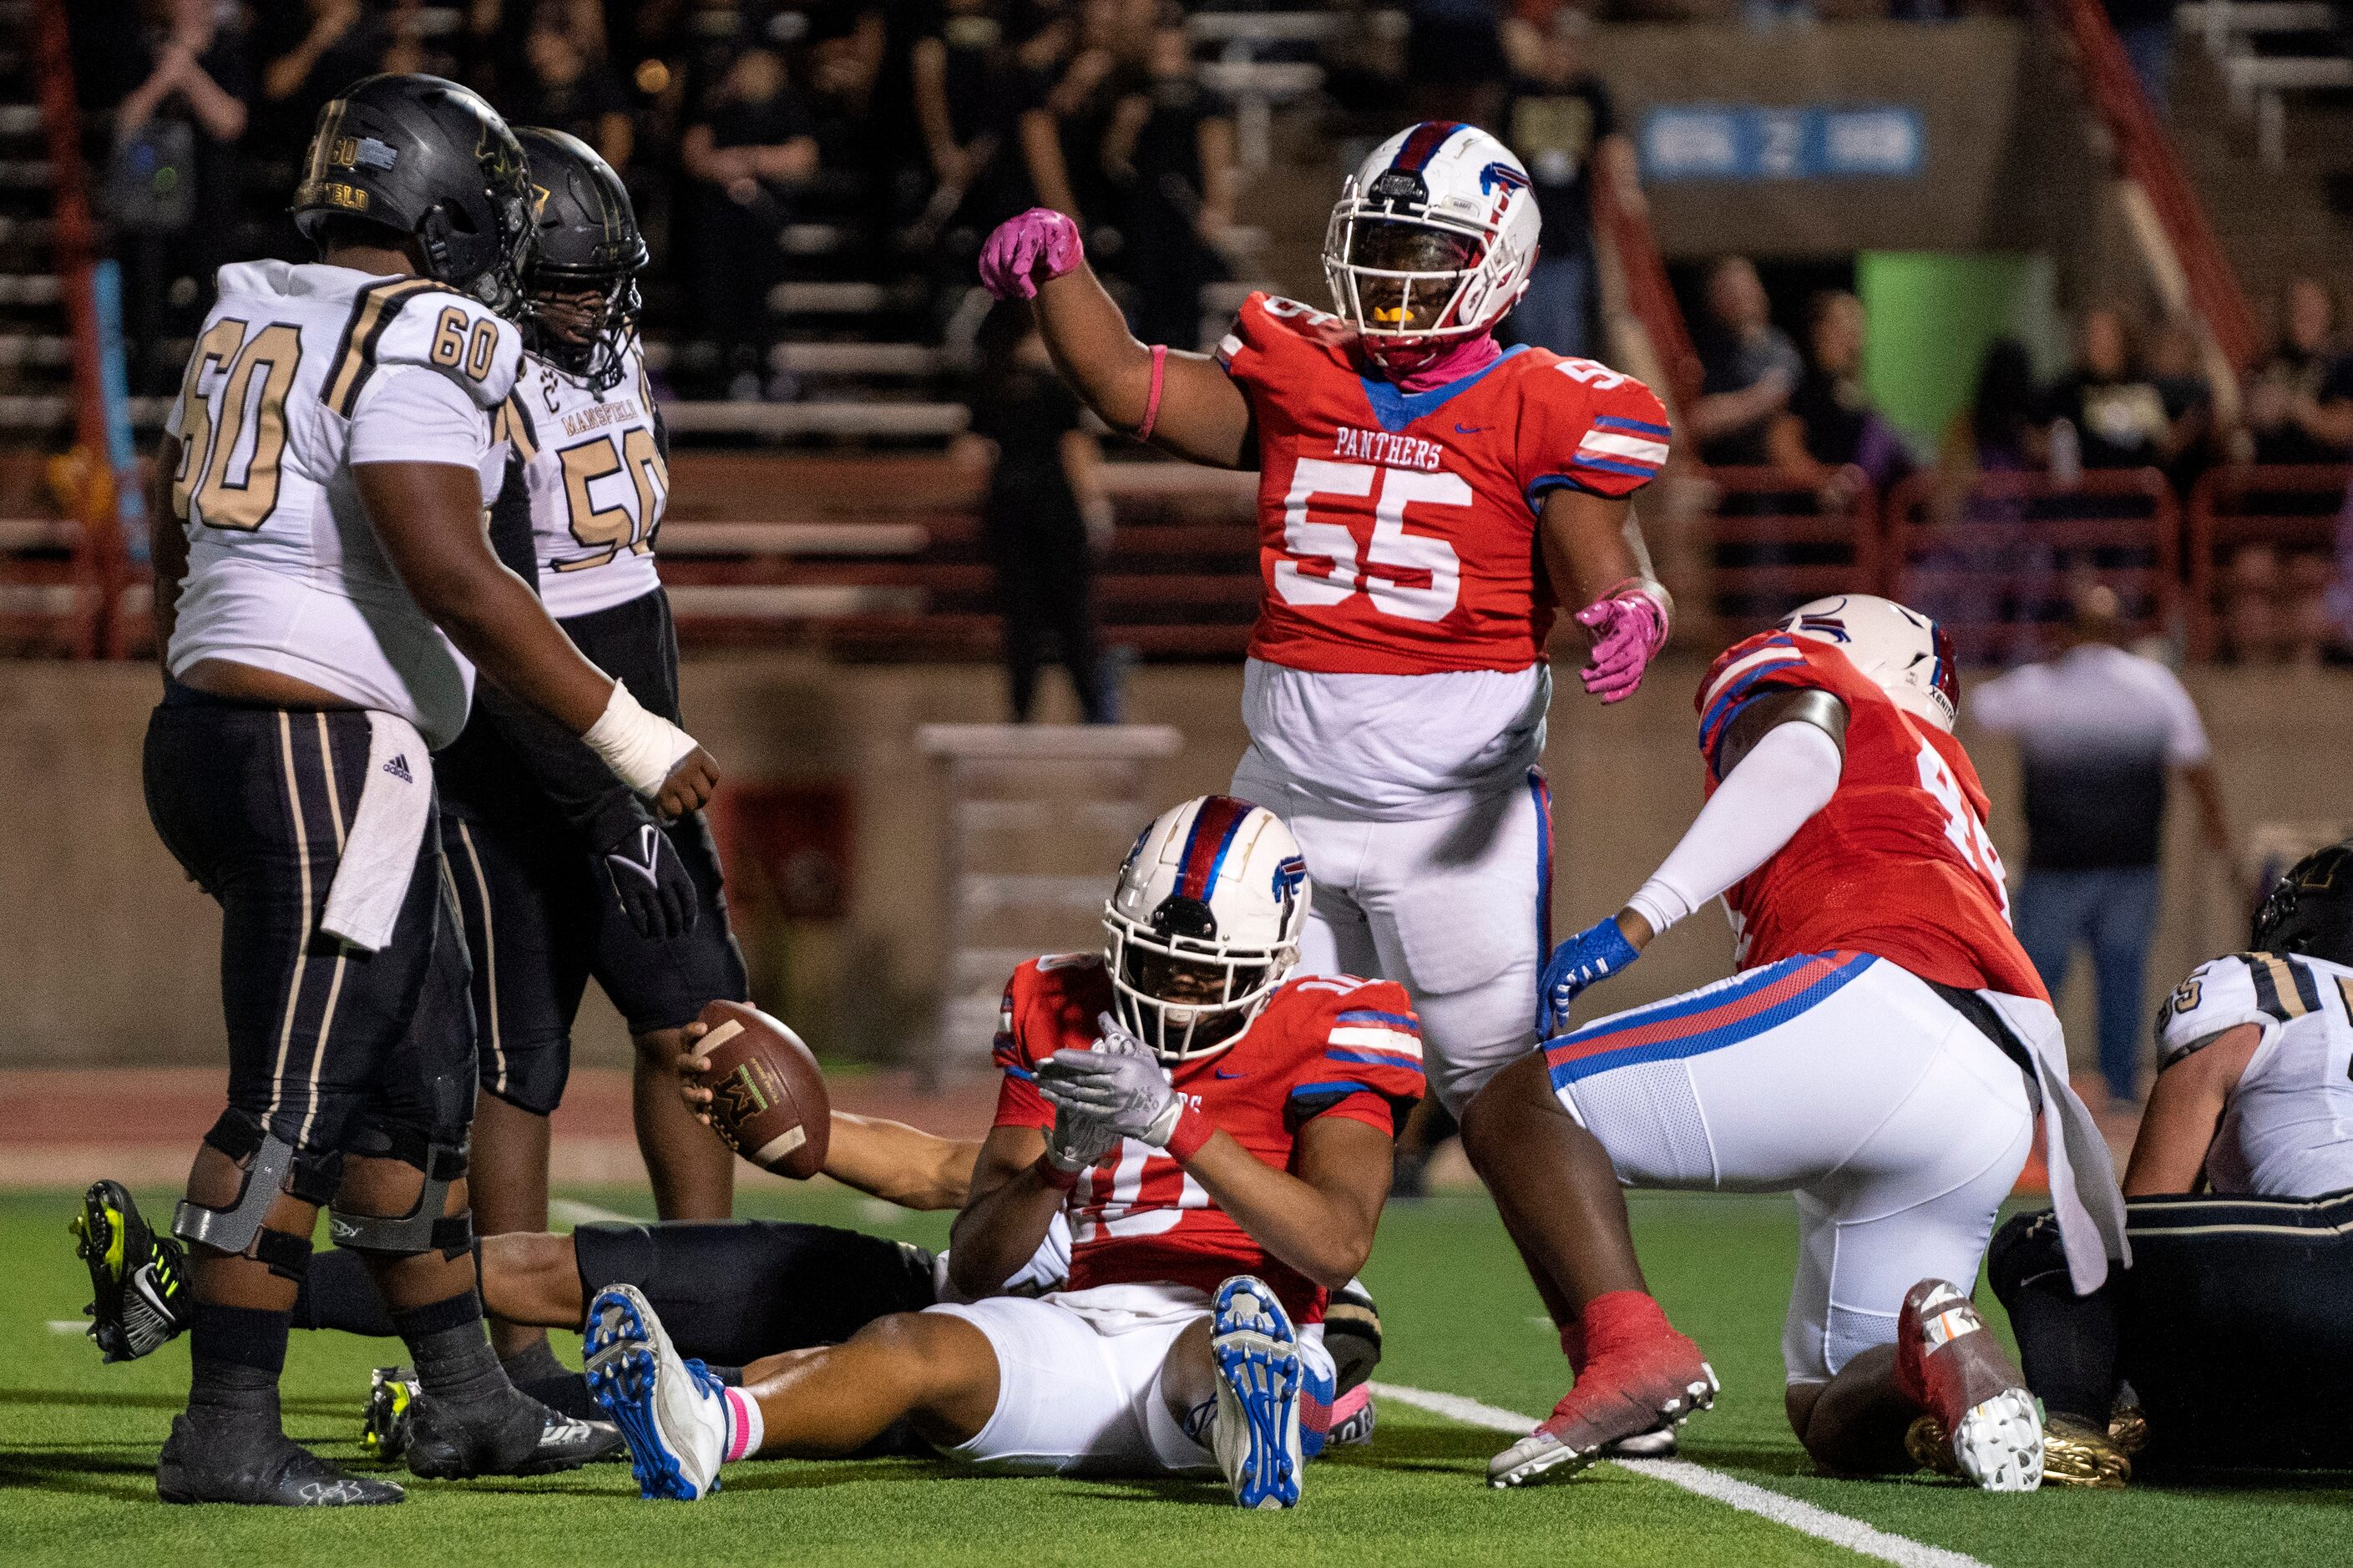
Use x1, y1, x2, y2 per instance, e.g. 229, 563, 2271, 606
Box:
1987, 1208, 2069, 1307
172, 1108, 342, 1278
329, 1121, 473, 1259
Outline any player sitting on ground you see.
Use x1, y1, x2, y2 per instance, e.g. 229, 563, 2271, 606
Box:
584, 796, 1422, 1506
1986, 839, 2353, 1479
74, 1115, 1387, 1454
1461, 595, 2129, 1491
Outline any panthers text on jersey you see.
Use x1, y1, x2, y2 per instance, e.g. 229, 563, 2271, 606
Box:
165, 262, 522, 746
2158, 951, 2353, 1197
490, 336, 668, 619
1216, 291, 1670, 680
989, 953, 1424, 1324
1693, 631, 2045, 999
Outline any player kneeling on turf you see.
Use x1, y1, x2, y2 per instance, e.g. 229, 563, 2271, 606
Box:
585, 796, 1422, 1505
1465, 596, 2130, 1491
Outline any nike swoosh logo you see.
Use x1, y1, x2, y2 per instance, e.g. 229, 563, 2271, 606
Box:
1215, 1068, 1247, 1079
1455, 422, 1491, 434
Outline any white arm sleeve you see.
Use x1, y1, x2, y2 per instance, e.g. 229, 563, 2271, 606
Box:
1625, 720, 1844, 937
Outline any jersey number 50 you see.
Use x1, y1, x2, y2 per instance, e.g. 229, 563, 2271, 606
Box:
554, 429, 666, 571
1277, 458, 1471, 622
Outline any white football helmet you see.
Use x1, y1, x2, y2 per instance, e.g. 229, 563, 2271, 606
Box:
1103, 795, 1310, 1062
1781, 594, 1961, 732
1323, 121, 1541, 365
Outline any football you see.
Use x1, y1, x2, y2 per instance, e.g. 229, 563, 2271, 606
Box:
694, 999, 831, 1179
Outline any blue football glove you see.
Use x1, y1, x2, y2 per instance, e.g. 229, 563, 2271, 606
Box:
1537, 916, 1642, 1037
601, 822, 700, 942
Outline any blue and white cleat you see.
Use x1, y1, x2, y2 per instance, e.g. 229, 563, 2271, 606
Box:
1211, 1275, 1303, 1510
583, 1285, 727, 1500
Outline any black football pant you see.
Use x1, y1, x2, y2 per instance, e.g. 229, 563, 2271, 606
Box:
1992, 1191, 2353, 1470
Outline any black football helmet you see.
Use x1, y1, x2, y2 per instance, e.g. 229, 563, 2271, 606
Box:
515, 127, 647, 393
2251, 839, 2353, 967
292, 74, 534, 316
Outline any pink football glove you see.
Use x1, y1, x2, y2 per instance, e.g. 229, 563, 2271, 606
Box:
977, 208, 1083, 301
1575, 581, 1671, 704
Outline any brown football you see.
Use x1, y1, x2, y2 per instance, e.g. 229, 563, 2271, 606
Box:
694, 999, 831, 1179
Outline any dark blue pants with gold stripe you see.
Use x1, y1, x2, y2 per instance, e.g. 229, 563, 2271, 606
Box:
144, 684, 475, 1161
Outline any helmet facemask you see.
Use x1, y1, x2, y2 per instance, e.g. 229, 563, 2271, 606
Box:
1325, 203, 1495, 374
1104, 894, 1297, 1064
524, 267, 640, 392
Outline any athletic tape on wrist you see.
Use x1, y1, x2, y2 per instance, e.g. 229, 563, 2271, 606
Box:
582, 680, 697, 798
1136, 344, 1168, 442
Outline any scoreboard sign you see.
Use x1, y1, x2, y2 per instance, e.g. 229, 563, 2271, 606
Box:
1639, 105, 1925, 183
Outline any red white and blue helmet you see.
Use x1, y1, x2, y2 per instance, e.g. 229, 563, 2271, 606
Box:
1781, 594, 1960, 732
1323, 121, 1541, 352
1103, 795, 1310, 1062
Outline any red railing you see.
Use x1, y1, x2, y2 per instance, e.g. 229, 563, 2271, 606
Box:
1885, 468, 2180, 665
1589, 154, 1702, 416
32, 0, 116, 658
2184, 463, 2346, 660
1695, 467, 1881, 638
2052, 0, 2259, 372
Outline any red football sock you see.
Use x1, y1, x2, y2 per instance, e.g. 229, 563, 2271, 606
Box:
1558, 1319, 1587, 1376
1580, 1291, 1674, 1364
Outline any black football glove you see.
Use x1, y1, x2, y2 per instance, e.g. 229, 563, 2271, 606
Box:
601, 822, 699, 941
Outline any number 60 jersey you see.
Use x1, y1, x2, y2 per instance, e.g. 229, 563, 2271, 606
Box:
165, 261, 521, 747
1695, 631, 2047, 1001
1215, 292, 1670, 815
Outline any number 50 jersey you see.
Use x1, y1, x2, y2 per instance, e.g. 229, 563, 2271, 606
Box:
1695, 631, 2045, 1000
165, 261, 521, 746
491, 339, 668, 618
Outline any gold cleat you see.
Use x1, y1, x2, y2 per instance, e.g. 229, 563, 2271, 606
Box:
1909, 1409, 2130, 1489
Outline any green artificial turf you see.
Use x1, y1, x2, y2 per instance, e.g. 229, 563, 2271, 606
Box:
3, 1185, 2344, 1566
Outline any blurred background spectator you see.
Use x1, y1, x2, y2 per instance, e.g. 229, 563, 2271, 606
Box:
2242, 278, 2353, 467
1690, 255, 1801, 468
2041, 306, 2181, 475
682, 46, 818, 402
1498, 8, 1628, 360
956, 299, 1113, 724
1971, 584, 2232, 1106
1768, 289, 1914, 494
1403, 0, 1505, 125
1942, 336, 2047, 478
1101, 13, 1237, 352
509, 21, 635, 172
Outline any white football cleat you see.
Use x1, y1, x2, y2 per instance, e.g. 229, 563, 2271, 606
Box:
584, 1285, 727, 1500
1212, 1276, 1303, 1509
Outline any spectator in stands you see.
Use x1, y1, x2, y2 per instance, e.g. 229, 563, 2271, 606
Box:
1018, 0, 1139, 253
2243, 278, 2353, 465
1404, 0, 1506, 126
1498, 7, 1632, 362
111, 0, 251, 391
257, 0, 383, 154
510, 22, 635, 171
682, 46, 820, 401
1101, 13, 1237, 349
2146, 314, 2221, 493
1690, 255, 1801, 468
1943, 335, 2047, 476
1768, 289, 1913, 493
1971, 583, 2233, 1106
958, 299, 1113, 724
913, 0, 1055, 288
2042, 306, 2183, 472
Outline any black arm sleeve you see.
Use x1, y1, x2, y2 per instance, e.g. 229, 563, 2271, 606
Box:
473, 452, 659, 851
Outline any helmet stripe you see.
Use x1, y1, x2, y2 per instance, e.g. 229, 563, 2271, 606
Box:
1391, 121, 1465, 174
1175, 795, 1253, 903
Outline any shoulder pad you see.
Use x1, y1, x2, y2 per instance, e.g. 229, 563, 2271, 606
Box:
2155, 953, 2327, 1066
1218, 291, 1352, 369
1696, 633, 1820, 761
324, 279, 523, 416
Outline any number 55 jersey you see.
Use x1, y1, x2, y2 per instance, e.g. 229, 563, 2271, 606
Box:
1695, 631, 2045, 1000
1216, 291, 1669, 817
166, 262, 522, 747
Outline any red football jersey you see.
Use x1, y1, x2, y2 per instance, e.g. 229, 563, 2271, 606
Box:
1215, 292, 1671, 678
990, 953, 1424, 1323
1693, 632, 2047, 1001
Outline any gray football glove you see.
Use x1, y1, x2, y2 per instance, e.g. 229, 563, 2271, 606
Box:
1037, 1027, 1182, 1148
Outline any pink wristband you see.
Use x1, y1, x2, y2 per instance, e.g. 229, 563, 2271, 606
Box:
1136, 344, 1168, 441
1166, 1103, 1215, 1162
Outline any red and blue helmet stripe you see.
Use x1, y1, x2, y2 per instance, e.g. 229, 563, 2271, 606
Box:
1174, 794, 1255, 903
1391, 121, 1465, 174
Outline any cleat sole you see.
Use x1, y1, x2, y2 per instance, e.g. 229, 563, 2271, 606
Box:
584, 1290, 706, 1501
1211, 1278, 1302, 1510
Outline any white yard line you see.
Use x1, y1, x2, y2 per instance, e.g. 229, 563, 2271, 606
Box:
47, 1320, 85, 1334
548, 1198, 642, 1228
1370, 1381, 1993, 1568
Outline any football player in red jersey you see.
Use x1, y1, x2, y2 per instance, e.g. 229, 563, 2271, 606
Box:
583, 796, 1423, 1509
1465, 595, 2131, 1490
976, 124, 1701, 1474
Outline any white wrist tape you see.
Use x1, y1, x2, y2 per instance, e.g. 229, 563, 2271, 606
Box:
1627, 720, 1841, 938
581, 680, 700, 798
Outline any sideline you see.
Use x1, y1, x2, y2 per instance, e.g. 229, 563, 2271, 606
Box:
1369, 1381, 1995, 1568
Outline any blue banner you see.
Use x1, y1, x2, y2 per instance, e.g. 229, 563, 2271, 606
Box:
1638, 105, 1925, 184
92, 258, 149, 562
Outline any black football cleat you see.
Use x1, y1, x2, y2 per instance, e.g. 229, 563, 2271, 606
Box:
156, 1417, 405, 1506
71, 1180, 189, 1363
402, 1387, 622, 1479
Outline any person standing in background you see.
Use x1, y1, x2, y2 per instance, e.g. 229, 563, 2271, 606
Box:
1970, 586, 2233, 1106
1498, 8, 1632, 362
1689, 255, 1801, 468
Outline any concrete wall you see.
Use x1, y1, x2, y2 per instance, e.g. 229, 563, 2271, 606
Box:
3, 653, 2342, 1085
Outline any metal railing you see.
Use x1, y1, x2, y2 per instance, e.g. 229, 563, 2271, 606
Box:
2183, 463, 2345, 659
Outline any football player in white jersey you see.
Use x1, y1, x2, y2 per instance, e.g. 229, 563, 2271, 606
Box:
433, 128, 749, 1387
1985, 840, 2353, 1479
128, 74, 715, 1506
